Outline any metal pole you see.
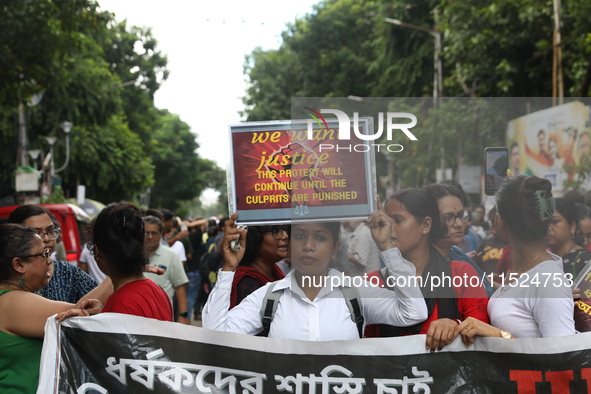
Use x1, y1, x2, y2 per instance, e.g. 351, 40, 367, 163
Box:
385, 14, 444, 182
435, 31, 443, 99
434, 28, 444, 179
50, 145, 55, 179
17, 103, 29, 167
54, 134, 70, 173
552, 0, 563, 105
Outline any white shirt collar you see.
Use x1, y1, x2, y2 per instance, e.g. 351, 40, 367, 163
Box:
272, 268, 347, 300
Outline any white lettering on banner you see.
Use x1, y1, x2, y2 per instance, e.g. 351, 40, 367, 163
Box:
275, 364, 365, 394
77, 383, 109, 394
103, 353, 431, 394
158, 365, 193, 392
374, 367, 433, 394
104, 348, 266, 393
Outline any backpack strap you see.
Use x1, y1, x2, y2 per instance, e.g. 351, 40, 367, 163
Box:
340, 285, 364, 338
259, 281, 365, 338
260, 281, 282, 335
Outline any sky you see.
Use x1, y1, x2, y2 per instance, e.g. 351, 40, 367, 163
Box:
97, 0, 319, 203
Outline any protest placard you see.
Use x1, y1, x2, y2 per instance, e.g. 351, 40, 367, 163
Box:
228, 119, 376, 224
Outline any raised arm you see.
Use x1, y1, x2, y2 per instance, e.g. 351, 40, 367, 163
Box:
202, 212, 251, 332
360, 247, 428, 326
202, 270, 266, 335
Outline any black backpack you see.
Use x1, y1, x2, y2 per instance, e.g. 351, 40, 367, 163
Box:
199, 240, 217, 280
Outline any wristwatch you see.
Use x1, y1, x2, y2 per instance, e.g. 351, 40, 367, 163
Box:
500, 330, 512, 339
178, 312, 189, 318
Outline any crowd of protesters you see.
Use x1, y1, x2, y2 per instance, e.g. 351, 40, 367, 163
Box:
1, 175, 591, 393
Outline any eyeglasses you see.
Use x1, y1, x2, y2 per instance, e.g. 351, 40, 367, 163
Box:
263, 226, 289, 240
442, 210, 469, 226
145, 231, 161, 238
21, 249, 51, 264
35, 228, 60, 240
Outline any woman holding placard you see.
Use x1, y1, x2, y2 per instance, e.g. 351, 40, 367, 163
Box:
202, 211, 428, 340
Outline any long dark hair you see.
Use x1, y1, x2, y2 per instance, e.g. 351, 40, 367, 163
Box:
8, 204, 54, 224
496, 175, 553, 242
387, 188, 442, 243
240, 225, 290, 266
555, 198, 578, 229
90, 202, 146, 277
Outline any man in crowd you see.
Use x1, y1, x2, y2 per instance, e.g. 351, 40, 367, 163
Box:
169, 218, 187, 266
143, 216, 190, 325
175, 217, 193, 263
161, 208, 189, 247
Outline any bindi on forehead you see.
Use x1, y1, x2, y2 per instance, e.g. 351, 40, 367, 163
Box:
441, 205, 463, 215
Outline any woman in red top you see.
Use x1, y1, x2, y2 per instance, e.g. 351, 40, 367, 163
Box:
89, 202, 172, 321
365, 188, 489, 352
229, 225, 288, 309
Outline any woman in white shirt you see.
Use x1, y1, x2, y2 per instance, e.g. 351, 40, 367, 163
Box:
202, 210, 428, 341
455, 175, 575, 340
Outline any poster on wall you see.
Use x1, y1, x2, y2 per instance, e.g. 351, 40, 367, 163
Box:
228, 119, 376, 224
506, 101, 591, 193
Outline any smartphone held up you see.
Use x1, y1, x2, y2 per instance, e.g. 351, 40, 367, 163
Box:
484, 147, 509, 196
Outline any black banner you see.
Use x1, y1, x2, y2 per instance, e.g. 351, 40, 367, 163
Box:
39, 313, 591, 393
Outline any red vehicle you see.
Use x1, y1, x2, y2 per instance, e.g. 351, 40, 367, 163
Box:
0, 203, 92, 265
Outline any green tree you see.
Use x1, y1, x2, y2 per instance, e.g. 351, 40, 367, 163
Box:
368, 0, 441, 97
101, 21, 169, 146
19, 17, 155, 202
241, 0, 440, 122
439, 0, 591, 97
0, 0, 111, 106
241, 46, 302, 121
0, 2, 175, 202
241, 0, 591, 189
62, 115, 154, 202
150, 110, 225, 210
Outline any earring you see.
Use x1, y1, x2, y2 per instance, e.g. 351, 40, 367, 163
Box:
18, 276, 25, 287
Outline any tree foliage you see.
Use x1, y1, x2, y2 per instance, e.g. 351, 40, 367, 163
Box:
102, 21, 169, 146
439, 0, 591, 97
149, 110, 225, 211
64, 115, 154, 202
241, 0, 591, 190
0, 0, 224, 207
0, 0, 111, 105
241, 0, 440, 122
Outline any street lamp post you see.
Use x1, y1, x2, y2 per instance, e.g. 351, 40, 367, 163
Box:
43, 136, 58, 179
384, 18, 442, 100
27, 149, 41, 170
55, 121, 72, 174
385, 16, 445, 181
43, 121, 73, 190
